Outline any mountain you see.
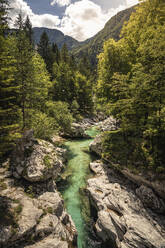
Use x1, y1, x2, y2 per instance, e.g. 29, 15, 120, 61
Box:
32, 27, 80, 50
71, 6, 136, 67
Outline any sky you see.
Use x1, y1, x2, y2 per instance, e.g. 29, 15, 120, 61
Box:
8, 0, 139, 41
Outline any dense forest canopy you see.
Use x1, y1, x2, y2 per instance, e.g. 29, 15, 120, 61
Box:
0, 0, 93, 160
96, 0, 165, 172
0, 0, 165, 175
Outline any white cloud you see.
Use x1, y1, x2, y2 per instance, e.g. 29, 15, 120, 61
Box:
8, 0, 60, 29
8, 0, 139, 41
60, 0, 131, 41
126, 0, 139, 7
50, 0, 71, 7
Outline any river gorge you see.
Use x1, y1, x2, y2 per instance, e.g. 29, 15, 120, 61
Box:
58, 126, 101, 248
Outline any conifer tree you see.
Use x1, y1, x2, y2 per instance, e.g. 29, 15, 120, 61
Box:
14, 14, 35, 128
24, 15, 33, 46
0, 0, 20, 157
52, 42, 60, 64
60, 43, 69, 63
37, 31, 52, 73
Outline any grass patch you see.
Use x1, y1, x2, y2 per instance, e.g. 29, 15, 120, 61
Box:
43, 155, 52, 168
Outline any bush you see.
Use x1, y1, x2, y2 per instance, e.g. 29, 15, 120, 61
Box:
45, 101, 73, 133
26, 110, 55, 140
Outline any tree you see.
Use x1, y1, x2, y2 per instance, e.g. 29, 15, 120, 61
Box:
23, 15, 33, 46
52, 62, 76, 104
0, 0, 21, 157
60, 43, 69, 63
52, 42, 60, 64
37, 31, 52, 74
96, 38, 131, 107
75, 72, 93, 115
97, 0, 165, 170
14, 14, 34, 128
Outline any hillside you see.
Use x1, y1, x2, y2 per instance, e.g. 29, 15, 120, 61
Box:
71, 6, 136, 67
33, 27, 79, 50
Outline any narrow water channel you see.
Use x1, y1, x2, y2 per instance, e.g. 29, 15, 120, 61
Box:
59, 127, 100, 248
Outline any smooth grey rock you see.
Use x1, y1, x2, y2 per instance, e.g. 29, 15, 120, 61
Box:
35, 214, 58, 236
38, 192, 64, 217
87, 161, 165, 248
25, 236, 68, 248
12, 138, 64, 182
17, 198, 43, 237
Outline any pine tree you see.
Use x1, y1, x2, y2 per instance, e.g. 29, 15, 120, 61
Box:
52, 42, 60, 64
23, 15, 33, 46
14, 14, 35, 129
37, 31, 52, 73
60, 43, 69, 63
0, 0, 20, 158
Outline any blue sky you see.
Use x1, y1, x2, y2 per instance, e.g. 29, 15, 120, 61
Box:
9, 0, 138, 41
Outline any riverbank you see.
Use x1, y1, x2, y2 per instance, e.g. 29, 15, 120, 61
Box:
0, 131, 77, 248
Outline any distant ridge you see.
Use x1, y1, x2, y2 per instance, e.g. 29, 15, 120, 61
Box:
32, 27, 79, 50
71, 6, 136, 67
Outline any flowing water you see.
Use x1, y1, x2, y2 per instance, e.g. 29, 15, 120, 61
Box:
59, 127, 100, 248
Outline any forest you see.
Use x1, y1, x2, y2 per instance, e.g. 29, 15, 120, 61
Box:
0, 0, 165, 174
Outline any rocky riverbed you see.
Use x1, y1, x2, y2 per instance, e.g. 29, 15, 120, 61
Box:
86, 117, 165, 248
0, 130, 77, 248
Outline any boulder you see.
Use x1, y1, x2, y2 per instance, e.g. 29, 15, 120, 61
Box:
98, 117, 118, 131
64, 123, 90, 138
12, 138, 64, 182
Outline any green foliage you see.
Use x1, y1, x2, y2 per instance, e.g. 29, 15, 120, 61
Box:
97, 0, 165, 171
72, 6, 134, 70
26, 110, 55, 140
45, 101, 73, 133
75, 71, 93, 114
43, 155, 52, 168
52, 62, 76, 103
0, 1, 21, 158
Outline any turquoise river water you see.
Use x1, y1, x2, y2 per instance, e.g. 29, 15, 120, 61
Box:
59, 127, 100, 248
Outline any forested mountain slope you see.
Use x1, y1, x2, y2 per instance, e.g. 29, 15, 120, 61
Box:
72, 6, 135, 67
33, 27, 79, 50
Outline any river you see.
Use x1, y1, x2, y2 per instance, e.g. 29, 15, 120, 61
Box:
58, 127, 100, 248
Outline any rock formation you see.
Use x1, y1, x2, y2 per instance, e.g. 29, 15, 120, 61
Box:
0, 131, 77, 248
87, 160, 165, 248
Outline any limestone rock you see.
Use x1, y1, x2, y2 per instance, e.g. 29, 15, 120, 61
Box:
87, 161, 165, 248
0, 134, 77, 248
12, 138, 64, 182
35, 214, 58, 236
136, 185, 165, 214
17, 197, 43, 237
24, 236, 68, 248
64, 122, 90, 138
98, 117, 118, 131
38, 192, 64, 217
89, 135, 102, 156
